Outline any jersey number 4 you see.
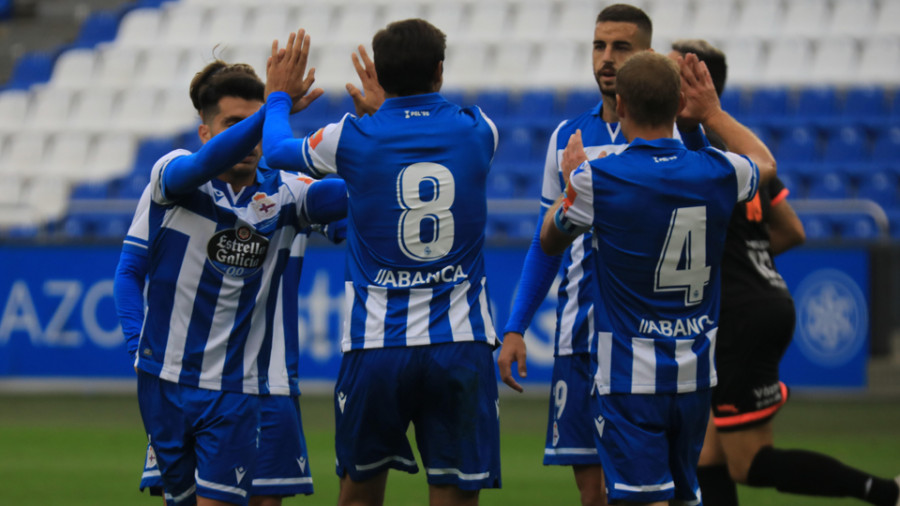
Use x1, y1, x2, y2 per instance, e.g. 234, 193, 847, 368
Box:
397, 162, 455, 261
655, 206, 711, 306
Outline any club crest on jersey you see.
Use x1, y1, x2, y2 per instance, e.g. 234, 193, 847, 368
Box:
250, 192, 278, 221
207, 226, 269, 278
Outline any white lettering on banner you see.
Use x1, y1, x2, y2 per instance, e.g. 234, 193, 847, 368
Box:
43, 281, 83, 346
0, 279, 123, 348
296, 271, 345, 362
0, 281, 43, 344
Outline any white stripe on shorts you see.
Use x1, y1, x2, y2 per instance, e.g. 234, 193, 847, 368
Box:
544, 447, 598, 456
426, 467, 491, 481
613, 480, 675, 492
356, 455, 417, 472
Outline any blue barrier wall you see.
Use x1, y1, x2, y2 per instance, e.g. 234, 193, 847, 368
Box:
0, 244, 869, 389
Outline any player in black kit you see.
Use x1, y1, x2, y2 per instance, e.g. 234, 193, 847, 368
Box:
670, 39, 900, 506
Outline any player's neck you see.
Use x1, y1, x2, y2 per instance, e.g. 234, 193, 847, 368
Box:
217, 172, 256, 194
601, 96, 619, 123
622, 122, 675, 143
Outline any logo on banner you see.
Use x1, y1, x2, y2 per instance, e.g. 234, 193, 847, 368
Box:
794, 268, 867, 367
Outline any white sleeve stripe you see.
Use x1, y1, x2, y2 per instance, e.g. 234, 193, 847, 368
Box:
721, 151, 758, 202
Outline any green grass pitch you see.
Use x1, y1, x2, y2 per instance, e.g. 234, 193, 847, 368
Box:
0, 392, 897, 505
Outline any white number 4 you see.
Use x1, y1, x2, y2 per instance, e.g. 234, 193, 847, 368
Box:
655, 206, 711, 306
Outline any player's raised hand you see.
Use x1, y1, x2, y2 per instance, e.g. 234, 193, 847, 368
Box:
677, 52, 721, 126
266, 29, 324, 114
346, 45, 385, 117
561, 129, 588, 186
497, 332, 528, 393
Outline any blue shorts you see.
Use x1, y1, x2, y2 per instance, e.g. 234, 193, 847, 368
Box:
137, 371, 260, 506
543, 354, 601, 466
138, 394, 313, 498
592, 390, 710, 504
334, 342, 501, 490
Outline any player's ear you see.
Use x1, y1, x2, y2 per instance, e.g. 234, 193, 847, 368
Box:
677, 91, 686, 117
615, 93, 626, 119
198, 123, 211, 144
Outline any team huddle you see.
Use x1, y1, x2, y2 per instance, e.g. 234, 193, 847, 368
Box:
113, 3, 900, 506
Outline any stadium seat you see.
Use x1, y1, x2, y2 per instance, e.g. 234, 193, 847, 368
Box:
513, 90, 559, 128
443, 42, 491, 89
463, 2, 510, 43
331, 4, 381, 44
774, 126, 819, 175
70, 89, 120, 133
4, 51, 55, 91
842, 86, 888, 126
720, 37, 765, 87
423, 3, 467, 40
532, 40, 584, 89
473, 90, 512, 122
781, 0, 830, 38
822, 126, 867, 165
809, 37, 860, 88
859, 36, 900, 85
648, 0, 691, 40
734, 0, 782, 39
115, 8, 162, 48
81, 132, 137, 180
494, 126, 534, 164
807, 171, 852, 200
509, 1, 555, 42
246, 4, 294, 45
94, 46, 142, 90
40, 132, 92, 180
561, 88, 599, 119
47, 48, 96, 90
874, 1, 900, 36
71, 180, 114, 200
23, 88, 75, 132
828, 0, 876, 38
764, 37, 813, 86
743, 87, 789, 126
0, 90, 29, 134
72, 11, 121, 49
856, 171, 899, 210
202, 6, 248, 47
484, 44, 535, 90
834, 214, 881, 240
870, 126, 900, 164
691, 0, 736, 40
792, 87, 839, 127
888, 209, 900, 238
798, 213, 836, 240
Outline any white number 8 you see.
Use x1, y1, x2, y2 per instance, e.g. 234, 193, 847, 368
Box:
397, 162, 455, 261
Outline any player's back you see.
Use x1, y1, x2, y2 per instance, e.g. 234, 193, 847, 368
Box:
569, 137, 758, 394
330, 92, 498, 350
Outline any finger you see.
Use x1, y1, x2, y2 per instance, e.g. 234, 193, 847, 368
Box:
270, 39, 279, 59
296, 88, 324, 110
503, 375, 524, 393
296, 31, 310, 66
351, 52, 366, 79
346, 82, 362, 100
358, 45, 375, 74
517, 353, 528, 379
284, 31, 296, 60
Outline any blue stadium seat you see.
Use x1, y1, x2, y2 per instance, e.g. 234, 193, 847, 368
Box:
870, 126, 900, 164
71, 181, 113, 200
494, 126, 535, 164
842, 86, 888, 126
743, 87, 789, 127
719, 88, 742, 118
798, 213, 835, 240
807, 171, 852, 199
72, 11, 121, 49
792, 87, 839, 127
834, 214, 881, 240
487, 171, 517, 199
3, 51, 55, 90
889, 210, 900, 239
774, 126, 819, 176
473, 90, 511, 122
512, 90, 559, 128
776, 172, 806, 199
822, 125, 867, 164
561, 89, 599, 119
857, 171, 899, 210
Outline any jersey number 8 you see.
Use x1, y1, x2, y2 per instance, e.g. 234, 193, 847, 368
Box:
397, 162, 455, 261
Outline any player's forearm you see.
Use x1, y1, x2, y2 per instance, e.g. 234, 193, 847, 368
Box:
541, 197, 576, 256
702, 110, 776, 183
505, 206, 563, 334
163, 107, 266, 196
263, 92, 307, 172
768, 200, 805, 255
113, 250, 148, 357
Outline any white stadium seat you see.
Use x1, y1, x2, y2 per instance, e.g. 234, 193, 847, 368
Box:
0, 90, 29, 134
809, 37, 861, 87
859, 35, 900, 85
734, 0, 783, 39
23, 87, 75, 132
47, 49, 96, 90
764, 37, 814, 86
648, 0, 692, 40
780, 0, 830, 39
115, 8, 162, 48
691, 0, 737, 40
40, 132, 92, 179
828, 0, 876, 38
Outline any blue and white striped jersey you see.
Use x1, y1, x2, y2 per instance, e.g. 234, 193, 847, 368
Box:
540, 103, 630, 356
285, 93, 498, 351
560, 137, 758, 394
132, 149, 322, 395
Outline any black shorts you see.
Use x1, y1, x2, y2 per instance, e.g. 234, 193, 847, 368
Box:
712, 297, 795, 432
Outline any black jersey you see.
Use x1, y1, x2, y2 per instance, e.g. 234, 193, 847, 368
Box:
720, 176, 793, 308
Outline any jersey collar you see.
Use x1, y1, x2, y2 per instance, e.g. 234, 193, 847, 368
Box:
626, 137, 685, 151
379, 92, 445, 111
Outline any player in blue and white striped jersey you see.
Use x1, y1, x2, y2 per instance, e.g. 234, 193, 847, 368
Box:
542, 52, 774, 505
121, 43, 345, 505
263, 21, 500, 506
116, 182, 346, 504
496, 6, 653, 505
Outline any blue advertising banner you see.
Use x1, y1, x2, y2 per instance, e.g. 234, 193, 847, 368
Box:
0, 244, 869, 390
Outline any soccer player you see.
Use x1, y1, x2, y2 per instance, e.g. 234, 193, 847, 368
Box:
497, 5, 684, 505
123, 31, 346, 505
116, 185, 346, 505
669, 39, 900, 506
541, 52, 775, 505
262, 20, 501, 506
